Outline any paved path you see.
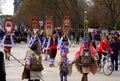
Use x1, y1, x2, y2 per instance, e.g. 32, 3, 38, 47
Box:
1, 43, 120, 81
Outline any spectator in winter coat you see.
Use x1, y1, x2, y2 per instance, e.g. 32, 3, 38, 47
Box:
93, 31, 101, 49
110, 36, 120, 71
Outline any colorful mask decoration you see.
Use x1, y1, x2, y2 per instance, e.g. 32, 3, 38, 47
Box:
44, 16, 54, 38
4, 17, 14, 34
61, 16, 71, 35
30, 16, 40, 34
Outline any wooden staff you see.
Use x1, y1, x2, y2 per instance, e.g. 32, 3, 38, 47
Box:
3, 47, 25, 66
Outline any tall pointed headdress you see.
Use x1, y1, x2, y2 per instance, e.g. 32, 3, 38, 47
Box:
44, 16, 54, 38
83, 20, 90, 50
30, 16, 40, 34
61, 16, 71, 35
4, 17, 14, 35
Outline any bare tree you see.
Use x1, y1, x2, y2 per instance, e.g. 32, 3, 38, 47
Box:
14, 0, 88, 30
92, 0, 120, 27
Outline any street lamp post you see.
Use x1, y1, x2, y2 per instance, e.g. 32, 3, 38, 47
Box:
84, 10, 87, 30
84, 10, 87, 38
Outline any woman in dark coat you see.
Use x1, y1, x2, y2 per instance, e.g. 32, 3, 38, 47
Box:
0, 51, 6, 81
110, 36, 120, 71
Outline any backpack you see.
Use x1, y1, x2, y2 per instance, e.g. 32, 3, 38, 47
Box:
79, 50, 94, 67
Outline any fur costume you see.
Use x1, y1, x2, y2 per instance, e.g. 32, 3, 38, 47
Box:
74, 44, 99, 81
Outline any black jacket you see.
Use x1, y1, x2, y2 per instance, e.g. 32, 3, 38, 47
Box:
110, 40, 120, 54
0, 51, 6, 81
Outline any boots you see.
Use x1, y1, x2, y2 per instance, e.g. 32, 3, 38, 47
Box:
5, 52, 10, 60
49, 64, 52, 67
49, 64, 55, 67
7, 52, 10, 60
81, 74, 88, 81
45, 54, 49, 61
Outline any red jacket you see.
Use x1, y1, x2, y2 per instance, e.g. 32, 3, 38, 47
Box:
98, 40, 112, 52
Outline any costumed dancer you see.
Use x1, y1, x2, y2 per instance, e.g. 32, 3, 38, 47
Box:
45, 16, 59, 67
43, 16, 54, 61
58, 45, 70, 81
74, 39, 98, 81
57, 16, 71, 81
25, 45, 44, 81
24, 16, 42, 61
22, 16, 42, 81
58, 16, 71, 56
71, 23, 99, 81
1, 17, 14, 60
46, 31, 59, 67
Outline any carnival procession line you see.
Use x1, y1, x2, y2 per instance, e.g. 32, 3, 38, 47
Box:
0, 43, 119, 81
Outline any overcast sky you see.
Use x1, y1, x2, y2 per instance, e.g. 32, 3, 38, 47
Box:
1, 0, 14, 15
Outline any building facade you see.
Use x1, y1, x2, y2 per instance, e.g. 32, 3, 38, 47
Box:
14, 0, 24, 13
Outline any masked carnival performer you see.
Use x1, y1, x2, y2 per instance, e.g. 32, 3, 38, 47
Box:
1, 17, 14, 60
24, 16, 42, 60
46, 31, 59, 67
25, 45, 44, 81
58, 45, 70, 81
22, 17, 42, 81
45, 16, 59, 67
58, 16, 71, 56
72, 24, 99, 81
43, 16, 54, 61
57, 16, 71, 81
73, 39, 98, 81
